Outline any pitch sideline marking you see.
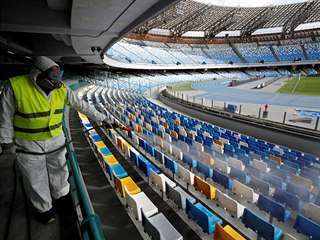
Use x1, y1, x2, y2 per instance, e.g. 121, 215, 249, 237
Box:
292, 76, 301, 93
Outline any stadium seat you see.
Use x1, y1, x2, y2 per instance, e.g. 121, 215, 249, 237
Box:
232, 180, 259, 203
166, 182, 196, 210
213, 222, 245, 240
194, 175, 216, 199
293, 214, 320, 239
113, 171, 141, 198
242, 208, 282, 240
124, 186, 158, 221
212, 169, 233, 189
257, 194, 291, 223
216, 190, 245, 218
273, 187, 303, 211
185, 199, 222, 234
142, 210, 183, 240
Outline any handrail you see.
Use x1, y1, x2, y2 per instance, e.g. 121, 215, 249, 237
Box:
63, 81, 104, 240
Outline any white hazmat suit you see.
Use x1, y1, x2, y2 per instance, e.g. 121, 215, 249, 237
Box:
0, 57, 106, 213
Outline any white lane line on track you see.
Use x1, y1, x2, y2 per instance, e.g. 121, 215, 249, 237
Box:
292, 76, 301, 93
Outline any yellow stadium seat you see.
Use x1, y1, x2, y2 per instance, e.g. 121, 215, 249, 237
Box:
194, 176, 216, 200
104, 155, 118, 166
214, 139, 223, 147
213, 222, 245, 240
113, 171, 141, 198
171, 131, 178, 139
164, 122, 169, 128
79, 113, 87, 119
117, 138, 124, 150
95, 141, 106, 149
268, 155, 282, 165
138, 126, 143, 133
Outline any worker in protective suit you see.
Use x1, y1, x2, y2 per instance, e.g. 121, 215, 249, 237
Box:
0, 56, 130, 224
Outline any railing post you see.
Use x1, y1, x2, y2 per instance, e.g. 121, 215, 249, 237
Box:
283, 112, 287, 124
315, 117, 319, 130
187, 95, 189, 102
239, 105, 242, 114
211, 99, 214, 108
201, 98, 205, 106
193, 96, 195, 103
224, 102, 226, 109
258, 108, 261, 119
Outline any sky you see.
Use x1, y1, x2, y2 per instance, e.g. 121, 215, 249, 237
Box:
194, 0, 307, 7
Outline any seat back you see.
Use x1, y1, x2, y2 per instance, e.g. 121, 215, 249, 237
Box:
250, 175, 270, 196
200, 151, 214, 165
213, 222, 245, 240
232, 180, 258, 203
216, 190, 244, 218
150, 169, 164, 192
164, 156, 178, 174
212, 169, 233, 189
177, 164, 194, 185
242, 208, 280, 240
194, 175, 215, 199
257, 194, 291, 222
228, 157, 245, 171
230, 167, 249, 184
196, 161, 213, 178
183, 153, 197, 168
273, 187, 302, 211
214, 158, 230, 174
291, 174, 313, 191
253, 159, 269, 172
172, 145, 182, 160
286, 181, 311, 202
163, 141, 172, 154
263, 173, 283, 189
154, 148, 164, 164
293, 214, 320, 239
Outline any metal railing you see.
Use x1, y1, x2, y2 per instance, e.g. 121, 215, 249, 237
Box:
63, 82, 104, 240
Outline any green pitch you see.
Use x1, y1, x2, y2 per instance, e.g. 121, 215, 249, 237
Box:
172, 82, 195, 91
277, 76, 320, 96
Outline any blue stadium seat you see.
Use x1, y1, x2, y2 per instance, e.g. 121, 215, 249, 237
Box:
182, 153, 197, 169
212, 169, 233, 189
229, 167, 249, 184
164, 156, 178, 175
196, 161, 213, 178
257, 194, 291, 223
286, 181, 312, 202
185, 199, 222, 234
242, 208, 282, 240
138, 156, 160, 177
293, 214, 320, 239
273, 187, 303, 211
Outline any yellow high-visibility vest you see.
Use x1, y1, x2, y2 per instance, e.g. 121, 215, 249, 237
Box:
10, 75, 67, 140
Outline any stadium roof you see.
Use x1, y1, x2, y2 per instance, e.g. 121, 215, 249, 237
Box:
136, 0, 320, 37
194, 0, 308, 7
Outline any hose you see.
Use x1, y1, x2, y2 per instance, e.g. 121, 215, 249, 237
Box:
3, 159, 17, 240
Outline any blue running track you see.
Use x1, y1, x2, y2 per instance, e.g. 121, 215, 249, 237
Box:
192, 80, 320, 108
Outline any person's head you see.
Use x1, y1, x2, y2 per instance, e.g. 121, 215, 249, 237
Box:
31, 56, 64, 91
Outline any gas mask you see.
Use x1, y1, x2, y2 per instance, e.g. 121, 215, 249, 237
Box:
37, 68, 64, 91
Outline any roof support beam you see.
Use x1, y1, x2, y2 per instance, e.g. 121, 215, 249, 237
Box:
204, 9, 238, 38
282, 0, 315, 34
240, 7, 273, 37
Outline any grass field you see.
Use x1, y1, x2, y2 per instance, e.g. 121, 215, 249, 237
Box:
277, 76, 320, 96
172, 82, 195, 91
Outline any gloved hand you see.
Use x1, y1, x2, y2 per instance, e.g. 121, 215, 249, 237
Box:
0, 143, 17, 168
102, 120, 119, 129
121, 126, 133, 133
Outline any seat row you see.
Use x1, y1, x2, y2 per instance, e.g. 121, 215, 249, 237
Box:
85, 86, 320, 239
78, 112, 183, 240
